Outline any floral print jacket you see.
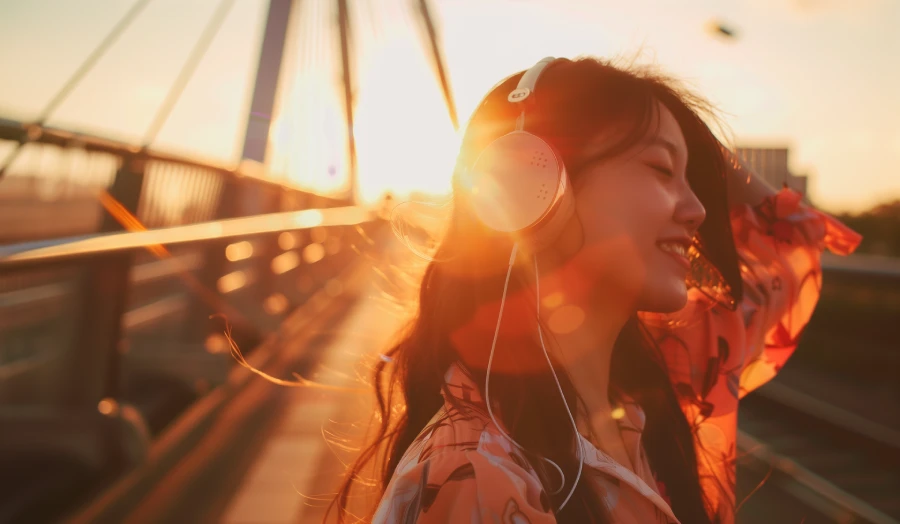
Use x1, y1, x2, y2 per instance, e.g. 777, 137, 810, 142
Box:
372, 188, 862, 523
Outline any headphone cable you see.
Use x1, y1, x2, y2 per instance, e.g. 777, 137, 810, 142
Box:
483, 243, 584, 511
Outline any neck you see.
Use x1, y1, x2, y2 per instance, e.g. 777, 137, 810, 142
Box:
533, 266, 633, 430
541, 303, 629, 421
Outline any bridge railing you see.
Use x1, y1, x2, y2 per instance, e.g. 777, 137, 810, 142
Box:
802, 252, 900, 385
0, 119, 380, 522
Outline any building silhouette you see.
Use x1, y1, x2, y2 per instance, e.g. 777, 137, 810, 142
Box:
736, 147, 811, 204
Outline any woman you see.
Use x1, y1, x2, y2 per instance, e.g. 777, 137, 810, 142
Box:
329, 56, 861, 523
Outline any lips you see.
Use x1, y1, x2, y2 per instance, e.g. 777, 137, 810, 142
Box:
657, 241, 691, 271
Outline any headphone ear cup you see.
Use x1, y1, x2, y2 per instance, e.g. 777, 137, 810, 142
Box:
467, 131, 574, 250
531, 167, 576, 251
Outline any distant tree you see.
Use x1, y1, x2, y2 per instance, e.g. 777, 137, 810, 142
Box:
833, 200, 900, 256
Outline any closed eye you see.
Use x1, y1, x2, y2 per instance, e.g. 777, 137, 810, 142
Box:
648, 164, 673, 177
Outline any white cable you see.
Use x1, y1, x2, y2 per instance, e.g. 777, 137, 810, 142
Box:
484, 244, 524, 453
485, 245, 563, 485
533, 254, 584, 510
484, 244, 582, 512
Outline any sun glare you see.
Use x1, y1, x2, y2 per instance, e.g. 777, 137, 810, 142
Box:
269, 68, 350, 198
265, 0, 462, 208
354, 39, 460, 206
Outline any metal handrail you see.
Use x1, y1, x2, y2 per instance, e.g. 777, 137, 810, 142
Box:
0, 206, 374, 271
0, 118, 237, 177
736, 431, 897, 524
0, 118, 339, 200
820, 251, 900, 278
2, 223, 888, 275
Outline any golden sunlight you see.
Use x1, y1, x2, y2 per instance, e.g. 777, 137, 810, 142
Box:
269, 68, 350, 198
354, 39, 460, 206
266, 0, 463, 207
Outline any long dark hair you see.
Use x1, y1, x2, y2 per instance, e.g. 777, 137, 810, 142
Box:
329, 56, 742, 523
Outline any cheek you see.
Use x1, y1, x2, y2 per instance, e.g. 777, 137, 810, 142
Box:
570, 193, 646, 291
574, 178, 667, 253
569, 176, 673, 294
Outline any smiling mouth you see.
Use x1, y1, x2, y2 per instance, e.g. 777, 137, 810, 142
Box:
657, 242, 691, 271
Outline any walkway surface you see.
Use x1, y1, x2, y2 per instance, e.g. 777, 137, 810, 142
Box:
222, 244, 410, 524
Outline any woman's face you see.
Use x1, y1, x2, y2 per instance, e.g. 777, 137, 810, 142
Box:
564, 102, 706, 314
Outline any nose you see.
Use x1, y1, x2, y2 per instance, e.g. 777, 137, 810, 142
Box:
676, 189, 706, 234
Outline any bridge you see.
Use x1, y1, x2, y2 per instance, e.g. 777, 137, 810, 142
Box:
1, 1, 898, 523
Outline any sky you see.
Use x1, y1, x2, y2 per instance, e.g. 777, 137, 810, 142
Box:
0, 0, 897, 213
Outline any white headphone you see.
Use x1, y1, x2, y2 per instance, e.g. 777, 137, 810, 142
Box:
466, 57, 576, 251
467, 57, 585, 511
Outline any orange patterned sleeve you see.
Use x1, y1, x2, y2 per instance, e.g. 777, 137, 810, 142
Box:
372, 449, 556, 524
729, 187, 862, 396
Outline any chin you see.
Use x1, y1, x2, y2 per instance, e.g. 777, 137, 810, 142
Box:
637, 281, 689, 313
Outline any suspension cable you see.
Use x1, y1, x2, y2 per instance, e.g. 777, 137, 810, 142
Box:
141, 0, 237, 147
0, 0, 154, 179
416, 0, 458, 130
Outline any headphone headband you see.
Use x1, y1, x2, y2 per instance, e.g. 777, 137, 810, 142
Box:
507, 57, 557, 131
507, 57, 558, 104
